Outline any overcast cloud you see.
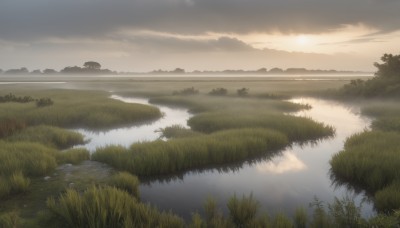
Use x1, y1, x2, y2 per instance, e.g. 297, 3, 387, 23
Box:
1, 0, 400, 41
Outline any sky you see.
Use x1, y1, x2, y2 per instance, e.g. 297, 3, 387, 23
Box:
1, 0, 400, 72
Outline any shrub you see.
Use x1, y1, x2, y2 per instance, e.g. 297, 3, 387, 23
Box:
209, 88, 228, 96
173, 87, 199, 96
237, 88, 249, 96
36, 97, 54, 107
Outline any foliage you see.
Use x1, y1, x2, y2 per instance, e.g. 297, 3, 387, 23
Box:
330, 131, 400, 212
0, 90, 162, 130
6, 125, 85, 149
108, 172, 140, 199
158, 124, 202, 139
36, 97, 53, 107
0, 93, 34, 103
340, 53, 400, 97
188, 112, 334, 141
44, 186, 184, 228
173, 87, 199, 95
56, 148, 90, 165
227, 193, 259, 227
0, 211, 22, 228
92, 128, 289, 176
237, 88, 249, 96
0, 118, 26, 138
209, 88, 228, 96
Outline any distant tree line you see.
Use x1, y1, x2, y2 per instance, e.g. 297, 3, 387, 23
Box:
0, 63, 365, 76
0, 61, 115, 75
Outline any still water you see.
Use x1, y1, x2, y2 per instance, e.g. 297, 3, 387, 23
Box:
77, 96, 374, 219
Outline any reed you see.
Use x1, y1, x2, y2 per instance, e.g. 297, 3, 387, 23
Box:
0, 90, 162, 130
6, 125, 85, 149
93, 128, 288, 176
330, 130, 400, 212
158, 124, 202, 139
227, 193, 259, 227
188, 112, 334, 141
108, 172, 140, 199
44, 186, 184, 228
0, 141, 57, 176
56, 148, 90, 165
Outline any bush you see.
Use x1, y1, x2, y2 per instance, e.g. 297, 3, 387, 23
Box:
36, 97, 54, 107
173, 87, 199, 96
209, 88, 228, 96
237, 88, 249, 96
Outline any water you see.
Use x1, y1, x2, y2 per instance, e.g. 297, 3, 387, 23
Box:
75, 95, 192, 151
77, 96, 374, 219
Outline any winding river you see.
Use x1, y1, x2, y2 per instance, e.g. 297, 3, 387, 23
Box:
77, 95, 374, 219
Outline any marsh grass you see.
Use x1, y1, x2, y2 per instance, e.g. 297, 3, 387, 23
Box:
188, 112, 334, 141
158, 124, 203, 139
0, 141, 57, 176
108, 172, 140, 199
56, 148, 90, 165
6, 125, 85, 149
150, 95, 308, 113
331, 131, 400, 212
0, 118, 26, 138
93, 128, 289, 176
227, 193, 259, 227
0, 211, 21, 228
44, 186, 184, 228
0, 90, 162, 130
9, 171, 31, 194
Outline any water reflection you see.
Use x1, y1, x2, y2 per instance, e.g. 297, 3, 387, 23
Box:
256, 151, 306, 174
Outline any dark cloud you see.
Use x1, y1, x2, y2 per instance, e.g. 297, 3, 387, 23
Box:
1, 0, 400, 41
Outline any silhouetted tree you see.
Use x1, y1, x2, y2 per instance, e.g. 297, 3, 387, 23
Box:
374, 53, 400, 79
43, 69, 58, 74
31, 69, 42, 74
4, 67, 29, 75
172, 68, 185, 74
269, 68, 284, 74
83, 61, 101, 70
256, 68, 267, 73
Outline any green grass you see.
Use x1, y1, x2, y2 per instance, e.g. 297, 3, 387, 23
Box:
0, 90, 162, 130
0, 141, 57, 177
330, 131, 400, 212
108, 172, 140, 199
43, 186, 185, 228
188, 112, 334, 141
56, 148, 90, 165
92, 128, 289, 177
150, 95, 309, 113
6, 125, 85, 149
158, 125, 203, 139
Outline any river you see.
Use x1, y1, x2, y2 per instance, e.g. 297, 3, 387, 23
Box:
77, 95, 374, 219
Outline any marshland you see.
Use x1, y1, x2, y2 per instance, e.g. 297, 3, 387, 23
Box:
0, 54, 399, 227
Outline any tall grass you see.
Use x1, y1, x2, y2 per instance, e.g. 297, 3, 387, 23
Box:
188, 112, 334, 141
150, 95, 309, 113
0, 90, 162, 130
56, 148, 90, 165
0, 118, 26, 138
158, 124, 203, 139
44, 186, 185, 228
108, 172, 140, 199
0, 141, 57, 176
92, 128, 289, 176
330, 130, 400, 212
6, 125, 85, 149
227, 193, 259, 227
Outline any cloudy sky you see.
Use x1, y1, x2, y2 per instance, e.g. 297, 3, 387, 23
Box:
1, 0, 399, 72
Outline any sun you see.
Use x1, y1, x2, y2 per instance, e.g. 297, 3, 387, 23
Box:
296, 35, 310, 45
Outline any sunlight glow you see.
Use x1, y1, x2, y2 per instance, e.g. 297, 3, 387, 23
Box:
296, 35, 310, 45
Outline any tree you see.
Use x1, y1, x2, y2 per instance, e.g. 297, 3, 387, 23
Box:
374, 53, 400, 79
83, 61, 101, 70
43, 69, 58, 74
237, 88, 249, 96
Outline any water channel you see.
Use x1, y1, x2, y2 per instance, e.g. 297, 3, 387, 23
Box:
77, 95, 375, 219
